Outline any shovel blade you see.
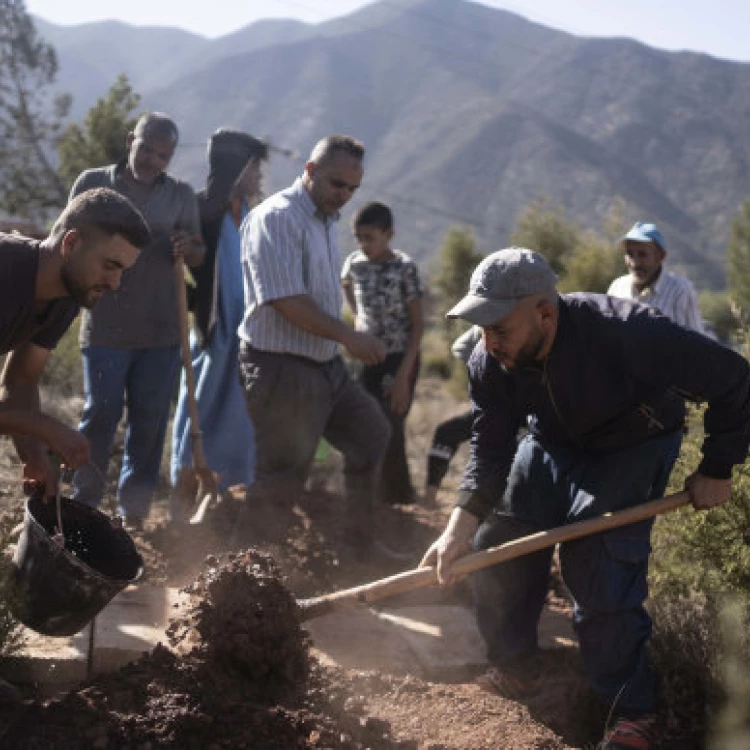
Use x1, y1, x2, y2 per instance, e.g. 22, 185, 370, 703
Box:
189, 490, 218, 525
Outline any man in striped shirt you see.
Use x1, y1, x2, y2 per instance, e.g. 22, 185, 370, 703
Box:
237, 135, 392, 556
607, 221, 706, 333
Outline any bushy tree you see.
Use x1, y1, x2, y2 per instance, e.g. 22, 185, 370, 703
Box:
433, 226, 484, 317
727, 200, 750, 319
557, 198, 629, 293
700, 290, 741, 344
432, 226, 484, 371
0, 0, 69, 219
557, 232, 622, 293
509, 197, 580, 274
57, 74, 140, 189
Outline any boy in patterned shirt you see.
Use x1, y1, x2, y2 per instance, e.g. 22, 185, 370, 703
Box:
342, 202, 423, 505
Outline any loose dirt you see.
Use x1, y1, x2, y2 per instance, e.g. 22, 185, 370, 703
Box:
0, 381, 603, 749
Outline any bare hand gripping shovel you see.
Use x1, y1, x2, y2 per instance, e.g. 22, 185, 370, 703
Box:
172, 256, 220, 525
297, 491, 690, 622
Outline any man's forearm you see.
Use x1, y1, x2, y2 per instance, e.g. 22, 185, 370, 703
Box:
270, 295, 352, 345
0, 409, 54, 463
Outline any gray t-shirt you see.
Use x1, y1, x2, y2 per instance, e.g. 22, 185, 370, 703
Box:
70, 163, 200, 349
0, 234, 78, 355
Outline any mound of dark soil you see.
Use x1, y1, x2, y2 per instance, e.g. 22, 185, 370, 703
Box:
0, 550, 411, 749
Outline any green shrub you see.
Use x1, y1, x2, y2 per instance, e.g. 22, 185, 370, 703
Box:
651, 408, 750, 604
710, 601, 750, 750
649, 597, 721, 748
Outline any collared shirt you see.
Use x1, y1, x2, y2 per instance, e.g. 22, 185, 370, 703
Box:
607, 269, 706, 333
0, 234, 78, 355
341, 249, 422, 354
70, 161, 201, 349
239, 177, 344, 362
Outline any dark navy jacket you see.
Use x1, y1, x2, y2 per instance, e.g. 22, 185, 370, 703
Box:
458, 293, 750, 520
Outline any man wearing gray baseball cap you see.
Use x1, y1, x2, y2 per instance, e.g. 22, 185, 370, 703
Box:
420, 247, 750, 750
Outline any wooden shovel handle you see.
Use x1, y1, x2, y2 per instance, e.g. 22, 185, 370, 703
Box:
298, 491, 691, 622
173, 257, 209, 471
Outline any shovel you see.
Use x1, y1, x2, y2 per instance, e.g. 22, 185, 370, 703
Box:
173, 255, 220, 525
297, 490, 691, 622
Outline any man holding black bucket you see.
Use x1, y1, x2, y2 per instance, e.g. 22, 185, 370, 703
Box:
0, 189, 150, 501
0, 188, 149, 702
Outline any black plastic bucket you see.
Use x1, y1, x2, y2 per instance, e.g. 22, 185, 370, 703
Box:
10, 496, 143, 637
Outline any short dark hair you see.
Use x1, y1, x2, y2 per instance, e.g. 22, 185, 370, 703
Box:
309, 135, 365, 166
50, 188, 152, 249
134, 111, 179, 143
353, 201, 393, 231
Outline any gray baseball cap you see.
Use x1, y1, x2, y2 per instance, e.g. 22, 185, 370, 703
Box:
447, 247, 558, 326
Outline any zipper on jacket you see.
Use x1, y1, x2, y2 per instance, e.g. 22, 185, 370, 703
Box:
637, 404, 665, 432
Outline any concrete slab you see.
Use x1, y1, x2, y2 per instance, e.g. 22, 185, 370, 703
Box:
5, 583, 575, 694
377, 606, 486, 680
306, 607, 428, 676
5, 585, 185, 693
305, 604, 575, 681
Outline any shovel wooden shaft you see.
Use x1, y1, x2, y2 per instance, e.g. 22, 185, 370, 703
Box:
174, 258, 219, 525
174, 257, 210, 472
298, 491, 690, 622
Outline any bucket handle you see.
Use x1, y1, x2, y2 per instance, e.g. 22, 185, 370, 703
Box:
50, 463, 125, 544
52, 487, 65, 547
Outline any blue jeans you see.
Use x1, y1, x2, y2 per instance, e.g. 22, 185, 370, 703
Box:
72, 346, 180, 520
473, 430, 682, 718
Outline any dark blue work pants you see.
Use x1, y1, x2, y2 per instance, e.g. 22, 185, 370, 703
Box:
473, 430, 681, 717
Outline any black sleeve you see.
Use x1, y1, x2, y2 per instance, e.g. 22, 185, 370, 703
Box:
456, 352, 523, 520
620, 308, 750, 478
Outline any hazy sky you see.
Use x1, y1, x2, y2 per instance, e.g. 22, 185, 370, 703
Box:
25, 0, 750, 62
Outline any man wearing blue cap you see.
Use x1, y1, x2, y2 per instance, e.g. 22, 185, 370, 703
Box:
420, 247, 750, 750
608, 221, 706, 332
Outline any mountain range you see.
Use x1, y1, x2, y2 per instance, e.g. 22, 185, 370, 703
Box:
34, 0, 750, 288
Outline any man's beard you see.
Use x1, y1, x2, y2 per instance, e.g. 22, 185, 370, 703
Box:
498, 330, 546, 372
60, 264, 100, 309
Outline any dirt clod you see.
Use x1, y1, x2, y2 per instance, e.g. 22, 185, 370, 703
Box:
0, 550, 405, 749
168, 549, 310, 703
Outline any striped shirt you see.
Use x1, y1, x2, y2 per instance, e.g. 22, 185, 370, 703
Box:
239, 178, 344, 362
607, 269, 706, 333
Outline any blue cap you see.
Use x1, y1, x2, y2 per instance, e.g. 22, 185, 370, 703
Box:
620, 221, 666, 251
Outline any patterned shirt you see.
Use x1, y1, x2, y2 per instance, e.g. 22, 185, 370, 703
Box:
341, 249, 422, 354
239, 178, 344, 362
608, 269, 706, 333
